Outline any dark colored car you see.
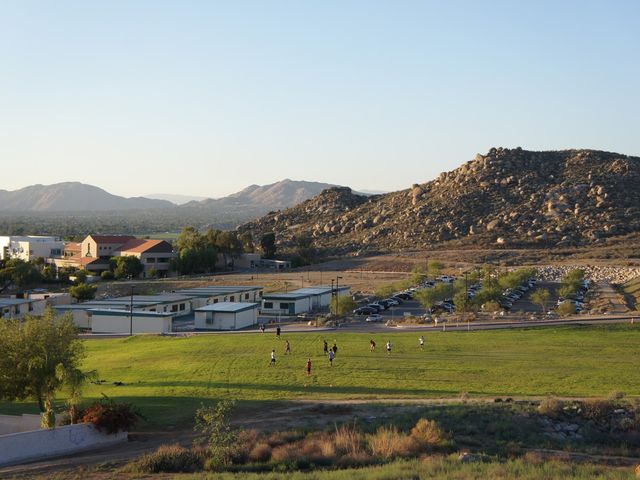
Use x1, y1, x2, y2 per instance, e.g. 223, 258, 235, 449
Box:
353, 307, 377, 315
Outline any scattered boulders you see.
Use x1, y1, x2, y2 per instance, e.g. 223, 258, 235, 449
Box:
238, 148, 640, 255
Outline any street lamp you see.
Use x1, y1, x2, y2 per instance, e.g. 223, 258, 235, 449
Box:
335, 276, 342, 316
129, 285, 135, 336
331, 279, 335, 315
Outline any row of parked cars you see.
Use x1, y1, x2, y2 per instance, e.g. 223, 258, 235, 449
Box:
353, 290, 416, 321
556, 280, 590, 313
498, 278, 537, 311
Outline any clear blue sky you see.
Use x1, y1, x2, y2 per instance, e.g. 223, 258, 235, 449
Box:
1, 1, 638, 198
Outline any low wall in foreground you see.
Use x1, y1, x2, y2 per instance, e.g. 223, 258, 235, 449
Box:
0, 423, 127, 467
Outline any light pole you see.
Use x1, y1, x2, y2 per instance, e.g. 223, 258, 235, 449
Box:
335, 276, 342, 316
129, 285, 135, 336
331, 279, 335, 315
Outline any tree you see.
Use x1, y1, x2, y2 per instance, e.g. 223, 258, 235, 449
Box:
415, 283, 455, 309
195, 400, 237, 467
112, 255, 144, 279
0, 258, 42, 289
55, 365, 97, 423
239, 232, 254, 253
427, 260, 444, 277
530, 288, 551, 313
292, 234, 316, 267
375, 283, 397, 299
74, 269, 89, 284
0, 309, 85, 428
70, 282, 97, 301
410, 266, 427, 285
260, 233, 277, 259
331, 295, 357, 316
453, 290, 471, 313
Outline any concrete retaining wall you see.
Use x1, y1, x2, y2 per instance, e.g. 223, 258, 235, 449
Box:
0, 423, 128, 467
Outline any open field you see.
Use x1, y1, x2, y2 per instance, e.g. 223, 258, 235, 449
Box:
4, 325, 638, 429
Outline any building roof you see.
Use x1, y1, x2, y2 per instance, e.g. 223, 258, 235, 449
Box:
119, 239, 173, 254
291, 286, 350, 295
64, 242, 81, 253
89, 309, 174, 318
87, 235, 136, 244
262, 292, 313, 300
0, 298, 38, 307
195, 302, 259, 313
177, 286, 263, 297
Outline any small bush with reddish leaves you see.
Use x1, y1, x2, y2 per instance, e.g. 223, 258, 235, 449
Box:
81, 397, 139, 434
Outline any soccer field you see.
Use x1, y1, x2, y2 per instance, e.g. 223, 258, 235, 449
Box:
69, 324, 640, 427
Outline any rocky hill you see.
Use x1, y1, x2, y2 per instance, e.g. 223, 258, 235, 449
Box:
237, 148, 640, 255
0, 182, 173, 212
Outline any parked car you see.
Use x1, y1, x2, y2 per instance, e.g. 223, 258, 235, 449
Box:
384, 298, 400, 306
365, 314, 383, 322
367, 303, 384, 312
354, 307, 377, 315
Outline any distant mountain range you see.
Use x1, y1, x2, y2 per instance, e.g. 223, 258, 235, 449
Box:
180, 179, 339, 210
0, 182, 173, 212
0, 179, 342, 214
144, 193, 207, 205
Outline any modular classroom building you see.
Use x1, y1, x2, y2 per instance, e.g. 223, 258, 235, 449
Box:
91, 309, 174, 334
194, 302, 259, 330
176, 286, 263, 308
261, 286, 351, 315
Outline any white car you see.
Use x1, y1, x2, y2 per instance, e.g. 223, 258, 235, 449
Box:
365, 314, 383, 322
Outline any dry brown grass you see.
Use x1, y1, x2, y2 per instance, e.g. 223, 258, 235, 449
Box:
410, 418, 447, 447
538, 396, 564, 418
333, 424, 364, 456
248, 442, 272, 463
367, 425, 420, 459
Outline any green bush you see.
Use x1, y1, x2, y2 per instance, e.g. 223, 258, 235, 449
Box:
100, 270, 114, 280
557, 302, 577, 316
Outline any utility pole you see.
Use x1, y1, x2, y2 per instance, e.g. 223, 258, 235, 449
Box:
331, 279, 335, 316
336, 275, 342, 316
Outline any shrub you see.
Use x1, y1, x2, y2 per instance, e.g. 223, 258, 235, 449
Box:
557, 302, 577, 316
229, 429, 261, 464
248, 442, 272, 463
127, 444, 203, 473
333, 424, 364, 456
81, 397, 139, 434
538, 397, 564, 419
608, 390, 626, 402
410, 419, 447, 447
335, 450, 373, 468
100, 270, 114, 280
367, 426, 419, 459
266, 430, 304, 447
582, 399, 616, 421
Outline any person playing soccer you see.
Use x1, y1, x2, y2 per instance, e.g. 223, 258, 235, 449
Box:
419, 335, 425, 350
323, 340, 328, 354
306, 358, 312, 376
370, 339, 376, 352
386, 341, 392, 354
328, 349, 335, 367
269, 349, 276, 366
284, 340, 291, 355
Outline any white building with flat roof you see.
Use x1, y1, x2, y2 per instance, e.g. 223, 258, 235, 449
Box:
194, 302, 258, 330
91, 309, 174, 334
0, 236, 64, 262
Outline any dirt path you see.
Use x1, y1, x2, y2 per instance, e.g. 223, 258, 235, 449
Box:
593, 281, 629, 314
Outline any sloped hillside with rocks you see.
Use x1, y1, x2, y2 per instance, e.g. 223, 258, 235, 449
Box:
237, 148, 640, 256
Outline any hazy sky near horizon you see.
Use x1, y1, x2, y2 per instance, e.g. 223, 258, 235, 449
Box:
1, 1, 639, 198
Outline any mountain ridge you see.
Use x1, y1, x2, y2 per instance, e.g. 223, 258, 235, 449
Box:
237, 148, 640, 255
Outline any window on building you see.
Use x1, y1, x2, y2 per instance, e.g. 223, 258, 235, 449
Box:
147, 258, 155, 263
171, 305, 178, 312
264, 302, 273, 309
230, 296, 235, 302
206, 314, 213, 325
279, 302, 290, 310
213, 298, 219, 303
179, 303, 185, 311
244, 293, 249, 300
259, 291, 263, 298
28, 303, 33, 312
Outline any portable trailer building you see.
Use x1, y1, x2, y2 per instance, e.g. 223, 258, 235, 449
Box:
260, 292, 314, 315
194, 302, 259, 330
90, 309, 174, 334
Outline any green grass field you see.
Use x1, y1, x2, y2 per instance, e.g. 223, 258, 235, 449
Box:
3, 325, 639, 428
